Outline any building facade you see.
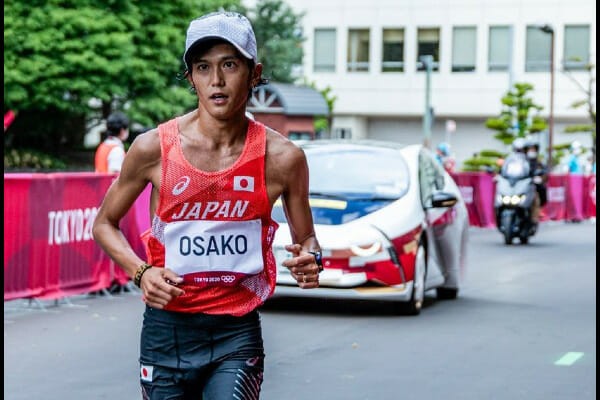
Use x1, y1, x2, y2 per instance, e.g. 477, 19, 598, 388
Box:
277, 0, 596, 165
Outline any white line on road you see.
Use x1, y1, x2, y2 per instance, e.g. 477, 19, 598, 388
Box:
554, 352, 584, 366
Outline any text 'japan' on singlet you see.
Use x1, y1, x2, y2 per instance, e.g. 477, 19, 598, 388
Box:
145, 118, 279, 316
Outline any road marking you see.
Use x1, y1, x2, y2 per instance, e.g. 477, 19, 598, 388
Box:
554, 352, 584, 366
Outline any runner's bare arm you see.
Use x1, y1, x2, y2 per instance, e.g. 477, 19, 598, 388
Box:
92, 129, 184, 305
266, 131, 320, 288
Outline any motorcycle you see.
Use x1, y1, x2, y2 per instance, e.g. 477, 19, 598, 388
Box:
494, 153, 540, 245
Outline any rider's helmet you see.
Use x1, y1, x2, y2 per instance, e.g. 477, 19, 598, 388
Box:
512, 137, 526, 153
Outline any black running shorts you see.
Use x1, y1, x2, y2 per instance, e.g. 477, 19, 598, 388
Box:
139, 306, 265, 400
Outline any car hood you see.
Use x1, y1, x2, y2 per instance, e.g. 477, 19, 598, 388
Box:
273, 188, 424, 248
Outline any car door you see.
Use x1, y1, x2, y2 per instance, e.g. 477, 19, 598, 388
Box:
418, 149, 447, 287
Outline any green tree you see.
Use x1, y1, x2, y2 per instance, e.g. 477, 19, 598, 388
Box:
461, 82, 547, 172
250, 0, 304, 83
4, 0, 242, 155
562, 60, 596, 164
484, 82, 548, 145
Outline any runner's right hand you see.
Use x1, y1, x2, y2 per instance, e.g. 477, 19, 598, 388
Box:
140, 267, 185, 309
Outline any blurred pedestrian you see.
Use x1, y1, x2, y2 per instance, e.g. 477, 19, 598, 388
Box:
435, 142, 455, 173
92, 11, 322, 400
94, 112, 129, 173
567, 141, 584, 174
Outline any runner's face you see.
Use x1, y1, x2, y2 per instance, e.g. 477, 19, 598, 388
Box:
188, 43, 253, 120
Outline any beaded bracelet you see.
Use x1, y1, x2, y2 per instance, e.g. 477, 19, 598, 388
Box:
133, 263, 153, 288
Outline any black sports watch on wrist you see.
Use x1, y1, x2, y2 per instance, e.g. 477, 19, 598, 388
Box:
308, 251, 324, 273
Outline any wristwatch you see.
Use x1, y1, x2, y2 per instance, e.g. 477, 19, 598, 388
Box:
308, 251, 324, 273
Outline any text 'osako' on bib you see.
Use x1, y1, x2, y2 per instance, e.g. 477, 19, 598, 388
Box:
164, 219, 264, 286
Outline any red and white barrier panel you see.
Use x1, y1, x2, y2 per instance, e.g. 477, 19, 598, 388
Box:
3, 171, 595, 301
4, 173, 150, 301
451, 172, 596, 227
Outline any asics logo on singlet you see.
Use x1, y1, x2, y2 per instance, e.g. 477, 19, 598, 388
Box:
221, 275, 236, 283
234, 176, 254, 192
172, 176, 191, 195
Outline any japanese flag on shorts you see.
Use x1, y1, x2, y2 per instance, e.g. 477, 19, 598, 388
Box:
140, 365, 153, 382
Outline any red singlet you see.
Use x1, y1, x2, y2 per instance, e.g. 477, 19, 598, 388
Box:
145, 118, 279, 316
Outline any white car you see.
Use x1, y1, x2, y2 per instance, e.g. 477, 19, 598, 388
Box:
271, 140, 469, 315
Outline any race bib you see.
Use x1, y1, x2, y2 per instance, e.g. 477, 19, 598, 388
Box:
164, 219, 264, 285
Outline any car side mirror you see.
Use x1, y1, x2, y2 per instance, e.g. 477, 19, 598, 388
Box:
430, 191, 458, 208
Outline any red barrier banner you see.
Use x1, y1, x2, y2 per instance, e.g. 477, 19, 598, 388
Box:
540, 175, 568, 222
3, 171, 594, 301
451, 172, 497, 228
450, 172, 596, 227
584, 175, 596, 218
540, 174, 596, 222
4, 173, 150, 301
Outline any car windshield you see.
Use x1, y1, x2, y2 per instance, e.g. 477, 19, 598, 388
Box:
304, 145, 410, 199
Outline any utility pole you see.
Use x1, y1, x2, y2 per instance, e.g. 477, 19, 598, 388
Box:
537, 24, 555, 171
508, 25, 515, 90
422, 55, 433, 149
548, 29, 555, 172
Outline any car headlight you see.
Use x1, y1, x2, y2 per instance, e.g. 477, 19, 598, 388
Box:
502, 195, 511, 205
350, 242, 382, 257
510, 195, 521, 205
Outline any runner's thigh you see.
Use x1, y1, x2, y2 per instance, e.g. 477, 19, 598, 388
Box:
202, 358, 264, 400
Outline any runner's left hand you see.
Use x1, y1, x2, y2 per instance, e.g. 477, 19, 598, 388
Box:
282, 244, 320, 289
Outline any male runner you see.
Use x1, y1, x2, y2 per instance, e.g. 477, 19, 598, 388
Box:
92, 11, 321, 400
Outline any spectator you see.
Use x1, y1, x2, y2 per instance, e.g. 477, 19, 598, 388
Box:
435, 142, 455, 173
94, 112, 129, 173
567, 141, 584, 174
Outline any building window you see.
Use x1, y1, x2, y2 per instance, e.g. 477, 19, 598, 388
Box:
417, 28, 440, 71
488, 26, 510, 71
382, 28, 404, 72
525, 26, 551, 72
347, 29, 370, 72
333, 128, 352, 139
452, 26, 476, 72
314, 28, 336, 72
563, 25, 590, 70
288, 132, 312, 141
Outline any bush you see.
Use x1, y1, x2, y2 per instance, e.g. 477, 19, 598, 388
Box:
461, 156, 501, 173
478, 149, 507, 159
4, 148, 67, 171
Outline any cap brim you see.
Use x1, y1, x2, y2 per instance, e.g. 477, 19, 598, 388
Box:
184, 35, 253, 66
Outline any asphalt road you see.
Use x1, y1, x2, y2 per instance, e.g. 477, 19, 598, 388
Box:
4, 221, 596, 400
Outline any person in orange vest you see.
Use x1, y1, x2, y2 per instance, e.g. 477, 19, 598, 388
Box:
94, 112, 130, 173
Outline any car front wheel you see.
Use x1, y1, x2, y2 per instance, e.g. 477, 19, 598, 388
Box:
399, 243, 426, 316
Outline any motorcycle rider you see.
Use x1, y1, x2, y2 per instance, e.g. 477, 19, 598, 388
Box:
524, 138, 548, 219
495, 137, 539, 243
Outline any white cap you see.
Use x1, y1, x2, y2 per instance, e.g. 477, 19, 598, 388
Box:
183, 11, 257, 70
